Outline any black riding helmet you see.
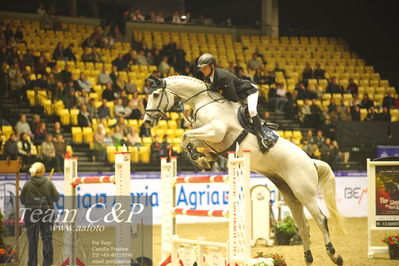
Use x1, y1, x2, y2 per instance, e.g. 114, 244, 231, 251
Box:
197, 53, 216, 68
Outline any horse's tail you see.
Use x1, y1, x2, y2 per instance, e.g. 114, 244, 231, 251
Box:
313, 159, 347, 235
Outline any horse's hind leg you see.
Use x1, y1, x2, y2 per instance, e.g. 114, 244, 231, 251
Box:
274, 181, 313, 265
303, 199, 343, 265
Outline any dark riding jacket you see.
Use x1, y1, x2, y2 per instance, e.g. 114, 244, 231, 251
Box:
206, 68, 258, 102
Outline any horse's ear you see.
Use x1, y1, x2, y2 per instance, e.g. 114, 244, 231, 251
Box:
148, 75, 161, 85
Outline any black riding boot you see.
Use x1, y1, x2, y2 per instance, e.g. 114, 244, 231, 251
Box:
252, 115, 274, 153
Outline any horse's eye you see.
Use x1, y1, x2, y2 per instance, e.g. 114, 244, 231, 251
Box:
153, 92, 159, 98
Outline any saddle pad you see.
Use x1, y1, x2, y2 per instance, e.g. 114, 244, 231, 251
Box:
237, 106, 279, 144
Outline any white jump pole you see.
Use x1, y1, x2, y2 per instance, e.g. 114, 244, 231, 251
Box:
63, 151, 131, 266
160, 151, 251, 265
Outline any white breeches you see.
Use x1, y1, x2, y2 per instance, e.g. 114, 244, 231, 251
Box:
247, 89, 259, 117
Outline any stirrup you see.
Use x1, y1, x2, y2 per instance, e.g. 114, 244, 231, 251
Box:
261, 138, 274, 151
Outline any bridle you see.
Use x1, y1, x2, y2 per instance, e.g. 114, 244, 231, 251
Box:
144, 75, 224, 124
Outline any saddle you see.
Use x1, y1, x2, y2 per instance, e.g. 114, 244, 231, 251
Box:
237, 105, 279, 144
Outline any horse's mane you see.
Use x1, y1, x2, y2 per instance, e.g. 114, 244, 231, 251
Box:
165, 75, 206, 86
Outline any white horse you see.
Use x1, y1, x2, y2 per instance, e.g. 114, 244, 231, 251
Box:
144, 75, 346, 265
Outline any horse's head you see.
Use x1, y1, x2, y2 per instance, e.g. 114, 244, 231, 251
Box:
143, 75, 176, 127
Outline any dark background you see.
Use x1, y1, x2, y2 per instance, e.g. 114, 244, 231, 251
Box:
0, 0, 398, 88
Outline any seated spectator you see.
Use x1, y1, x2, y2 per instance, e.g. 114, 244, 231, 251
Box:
112, 125, 124, 146
102, 35, 115, 49
51, 121, 63, 136
78, 104, 92, 127
114, 98, 129, 118
302, 139, 318, 159
62, 89, 78, 109
378, 107, 391, 121
112, 54, 127, 71
123, 50, 137, 68
113, 76, 126, 93
327, 98, 337, 113
247, 54, 263, 71
34, 55, 48, 75
102, 82, 116, 102
98, 99, 111, 119
329, 106, 341, 126
125, 77, 138, 94
131, 9, 145, 21
295, 82, 306, 100
15, 114, 33, 137
110, 116, 129, 136
91, 47, 103, 63
158, 56, 170, 76
137, 50, 149, 65
302, 63, 313, 82
77, 73, 93, 93
332, 140, 349, 168
77, 90, 89, 106
171, 11, 182, 23
127, 93, 144, 119
161, 135, 172, 157
18, 132, 36, 170
314, 130, 325, 147
60, 65, 73, 83
34, 122, 48, 145
351, 105, 361, 121
313, 63, 325, 79
361, 93, 374, 109
320, 138, 333, 164
113, 26, 123, 42
146, 51, 154, 65
10, 72, 26, 102
53, 134, 66, 172
275, 83, 288, 112
302, 129, 315, 145
52, 42, 65, 61
155, 12, 165, 22
299, 99, 311, 125
81, 47, 93, 62
39, 134, 56, 169
347, 78, 358, 95
98, 66, 113, 85
30, 115, 41, 134
139, 121, 151, 137
268, 84, 277, 111
63, 43, 76, 61
326, 77, 344, 94
126, 127, 141, 146
365, 106, 378, 121
94, 127, 106, 162
340, 106, 352, 121
110, 66, 119, 84
309, 99, 323, 128
150, 135, 162, 162
103, 132, 114, 146
236, 69, 252, 81
382, 91, 396, 109
87, 98, 98, 119
4, 133, 18, 160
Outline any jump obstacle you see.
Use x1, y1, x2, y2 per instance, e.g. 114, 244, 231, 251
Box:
63, 151, 131, 266
160, 151, 252, 266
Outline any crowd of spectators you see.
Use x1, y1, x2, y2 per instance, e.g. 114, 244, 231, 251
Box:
1, 14, 399, 170
1, 113, 70, 171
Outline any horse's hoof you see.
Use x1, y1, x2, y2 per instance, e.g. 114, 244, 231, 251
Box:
194, 156, 210, 169
335, 255, 343, 266
304, 250, 313, 264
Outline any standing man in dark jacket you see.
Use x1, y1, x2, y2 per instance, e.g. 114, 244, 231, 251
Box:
20, 162, 60, 266
197, 53, 272, 152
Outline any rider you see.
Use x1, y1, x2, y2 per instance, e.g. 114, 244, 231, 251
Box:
197, 53, 273, 152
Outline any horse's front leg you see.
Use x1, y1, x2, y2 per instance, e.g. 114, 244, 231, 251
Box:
182, 122, 227, 168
